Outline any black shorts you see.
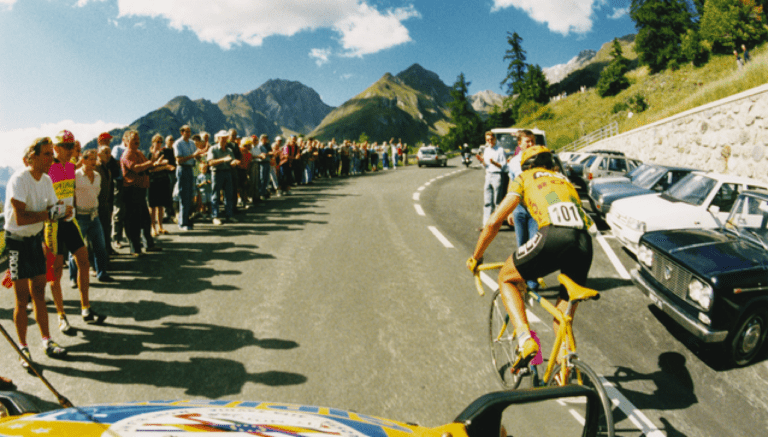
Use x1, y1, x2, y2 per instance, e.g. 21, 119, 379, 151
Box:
512, 225, 593, 300
47, 219, 86, 256
6, 232, 46, 280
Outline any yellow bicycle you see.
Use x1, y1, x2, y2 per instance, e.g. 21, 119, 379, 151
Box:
474, 263, 615, 437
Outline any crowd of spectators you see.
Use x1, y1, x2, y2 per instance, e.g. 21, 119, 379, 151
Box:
1, 126, 410, 386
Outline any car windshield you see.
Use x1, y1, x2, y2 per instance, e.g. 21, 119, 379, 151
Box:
663, 173, 717, 206
421, 149, 436, 155
632, 167, 666, 189
626, 164, 651, 181
724, 193, 768, 249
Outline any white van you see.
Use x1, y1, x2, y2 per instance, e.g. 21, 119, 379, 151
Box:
490, 128, 547, 158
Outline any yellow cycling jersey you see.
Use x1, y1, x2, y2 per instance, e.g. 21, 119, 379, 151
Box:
507, 168, 594, 230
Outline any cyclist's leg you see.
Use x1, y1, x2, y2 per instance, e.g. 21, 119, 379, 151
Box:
555, 229, 593, 334
498, 256, 538, 368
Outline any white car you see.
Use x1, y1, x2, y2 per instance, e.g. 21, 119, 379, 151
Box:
606, 171, 768, 254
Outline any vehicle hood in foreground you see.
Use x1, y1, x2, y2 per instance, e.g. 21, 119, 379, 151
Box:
0, 400, 419, 437
643, 229, 767, 278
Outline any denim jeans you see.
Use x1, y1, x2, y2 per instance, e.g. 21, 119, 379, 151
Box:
176, 165, 195, 228
513, 205, 541, 290
69, 213, 109, 281
483, 172, 504, 225
211, 170, 234, 219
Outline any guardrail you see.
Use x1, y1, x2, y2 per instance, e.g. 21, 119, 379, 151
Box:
561, 121, 619, 152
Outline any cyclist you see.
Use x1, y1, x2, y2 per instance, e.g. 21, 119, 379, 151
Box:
467, 145, 596, 372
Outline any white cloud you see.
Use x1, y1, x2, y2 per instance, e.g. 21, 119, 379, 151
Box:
104, 0, 418, 57
0, 0, 17, 10
310, 48, 332, 67
492, 0, 605, 35
0, 120, 123, 170
609, 7, 628, 19
334, 3, 420, 57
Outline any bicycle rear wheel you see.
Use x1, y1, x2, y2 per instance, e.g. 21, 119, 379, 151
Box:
488, 290, 536, 389
548, 358, 615, 437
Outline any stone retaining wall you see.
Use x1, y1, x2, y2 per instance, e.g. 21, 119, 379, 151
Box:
584, 84, 768, 182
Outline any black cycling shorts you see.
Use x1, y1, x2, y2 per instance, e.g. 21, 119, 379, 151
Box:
512, 225, 593, 300
6, 232, 46, 281
48, 220, 85, 256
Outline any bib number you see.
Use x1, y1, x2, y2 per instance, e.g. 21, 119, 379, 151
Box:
548, 203, 585, 229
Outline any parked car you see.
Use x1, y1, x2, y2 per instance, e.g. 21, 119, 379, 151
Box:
564, 153, 595, 188
416, 146, 447, 167
632, 190, 768, 366
588, 164, 696, 218
606, 171, 768, 254
581, 153, 642, 183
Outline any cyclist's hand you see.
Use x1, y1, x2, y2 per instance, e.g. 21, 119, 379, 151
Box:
466, 256, 482, 274
588, 223, 598, 236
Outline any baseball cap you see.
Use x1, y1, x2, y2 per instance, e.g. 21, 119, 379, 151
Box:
98, 132, 113, 142
55, 130, 75, 145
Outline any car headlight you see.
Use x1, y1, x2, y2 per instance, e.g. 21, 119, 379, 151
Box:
626, 217, 647, 233
637, 244, 654, 268
688, 278, 714, 310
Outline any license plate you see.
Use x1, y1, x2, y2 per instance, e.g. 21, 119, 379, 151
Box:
649, 293, 663, 310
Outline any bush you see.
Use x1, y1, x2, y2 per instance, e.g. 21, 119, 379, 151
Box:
612, 102, 630, 114
629, 94, 648, 113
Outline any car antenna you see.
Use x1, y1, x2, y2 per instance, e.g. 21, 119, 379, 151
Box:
0, 322, 73, 408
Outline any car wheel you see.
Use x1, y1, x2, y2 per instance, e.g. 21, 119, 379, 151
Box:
442, 160, 447, 167
727, 306, 768, 367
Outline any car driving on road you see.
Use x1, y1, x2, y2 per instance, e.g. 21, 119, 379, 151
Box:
417, 146, 447, 167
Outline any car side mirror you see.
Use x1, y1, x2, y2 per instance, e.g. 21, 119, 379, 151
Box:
708, 205, 720, 215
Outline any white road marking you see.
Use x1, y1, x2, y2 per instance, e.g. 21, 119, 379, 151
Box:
428, 226, 454, 248
600, 379, 664, 437
414, 204, 425, 216
412, 192, 420, 201
479, 271, 542, 324
569, 409, 586, 425
596, 234, 631, 280
418, 186, 425, 191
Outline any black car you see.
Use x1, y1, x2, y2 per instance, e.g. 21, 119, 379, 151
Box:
632, 190, 768, 366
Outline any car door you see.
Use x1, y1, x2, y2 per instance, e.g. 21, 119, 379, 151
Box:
706, 182, 741, 225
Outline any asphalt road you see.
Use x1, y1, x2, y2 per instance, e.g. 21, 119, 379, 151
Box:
0, 157, 766, 437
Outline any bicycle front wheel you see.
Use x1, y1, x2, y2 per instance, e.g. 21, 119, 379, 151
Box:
488, 290, 535, 389
548, 358, 615, 437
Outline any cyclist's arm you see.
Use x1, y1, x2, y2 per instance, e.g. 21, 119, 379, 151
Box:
473, 193, 521, 261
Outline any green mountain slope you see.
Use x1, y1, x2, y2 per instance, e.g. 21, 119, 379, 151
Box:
310, 64, 452, 144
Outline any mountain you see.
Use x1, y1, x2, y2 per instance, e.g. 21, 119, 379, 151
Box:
544, 50, 597, 85
549, 34, 637, 96
84, 80, 334, 152
469, 90, 504, 115
309, 64, 453, 144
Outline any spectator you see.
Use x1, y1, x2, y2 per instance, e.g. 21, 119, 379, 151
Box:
163, 134, 179, 222
734, 50, 743, 69
5, 137, 69, 369
381, 141, 390, 170
390, 138, 398, 170
742, 44, 750, 63
226, 129, 244, 213
121, 130, 163, 256
46, 130, 106, 334
279, 136, 296, 195
480, 131, 506, 230
238, 136, 253, 208
197, 161, 212, 218
148, 134, 176, 236
370, 141, 379, 171
68, 149, 114, 284
173, 125, 204, 231
111, 133, 128, 248
252, 134, 271, 201
270, 139, 281, 192
96, 133, 119, 255
208, 130, 240, 225
507, 130, 540, 291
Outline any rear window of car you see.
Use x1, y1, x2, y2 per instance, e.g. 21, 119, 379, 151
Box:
420, 149, 436, 155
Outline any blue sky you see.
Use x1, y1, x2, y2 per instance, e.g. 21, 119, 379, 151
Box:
0, 0, 636, 169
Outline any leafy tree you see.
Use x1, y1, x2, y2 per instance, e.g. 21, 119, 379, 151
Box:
442, 73, 485, 150
700, 0, 767, 54
681, 28, 711, 65
631, 0, 694, 72
597, 38, 631, 97
501, 32, 527, 96
358, 132, 369, 143
486, 105, 515, 129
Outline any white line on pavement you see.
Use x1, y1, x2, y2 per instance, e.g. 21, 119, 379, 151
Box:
428, 226, 454, 248
414, 204, 425, 216
596, 234, 631, 280
479, 271, 541, 324
412, 192, 420, 201
418, 186, 425, 191
600, 379, 664, 437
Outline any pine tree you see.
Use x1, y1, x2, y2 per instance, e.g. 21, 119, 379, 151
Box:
442, 73, 484, 150
596, 39, 631, 97
501, 32, 527, 96
700, 0, 767, 54
630, 0, 694, 72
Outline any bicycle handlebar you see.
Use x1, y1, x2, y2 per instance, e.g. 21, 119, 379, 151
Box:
472, 262, 504, 296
